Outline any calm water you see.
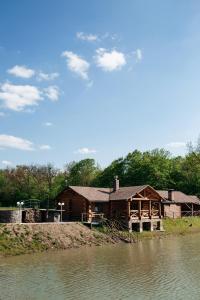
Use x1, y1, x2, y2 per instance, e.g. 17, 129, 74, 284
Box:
1, 234, 200, 300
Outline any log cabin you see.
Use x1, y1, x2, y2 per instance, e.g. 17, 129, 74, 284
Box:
158, 189, 200, 218
56, 177, 164, 232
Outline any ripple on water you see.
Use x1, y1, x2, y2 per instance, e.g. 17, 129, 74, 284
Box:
1, 235, 200, 300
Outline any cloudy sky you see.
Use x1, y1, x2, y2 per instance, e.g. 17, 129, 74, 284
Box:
0, 0, 200, 168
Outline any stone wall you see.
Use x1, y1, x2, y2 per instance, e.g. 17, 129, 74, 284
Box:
0, 210, 21, 223
23, 209, 42, 223
0, 209, 61, 223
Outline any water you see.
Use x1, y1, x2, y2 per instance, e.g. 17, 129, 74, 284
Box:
1, 234, 200, 300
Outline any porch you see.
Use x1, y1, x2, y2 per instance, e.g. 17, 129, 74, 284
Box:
128, 199, 162, 220
81, 212, 104, 225
127, 199, 162, 232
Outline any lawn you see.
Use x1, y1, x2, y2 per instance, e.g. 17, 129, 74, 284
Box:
0, 207, 18, 211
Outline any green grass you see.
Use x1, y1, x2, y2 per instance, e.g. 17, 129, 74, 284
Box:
163, 217, 200, 234
97, 217, 200, 241
0, 207, 18, 211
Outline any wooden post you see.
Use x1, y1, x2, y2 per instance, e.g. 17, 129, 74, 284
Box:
192, 204, 194, 217
149, 200, 151, 219
159, 202, 161, 218
127, 200, 130, 220
139, 200, 141, 219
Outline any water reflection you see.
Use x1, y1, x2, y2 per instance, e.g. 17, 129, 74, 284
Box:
0, 235, 200, 300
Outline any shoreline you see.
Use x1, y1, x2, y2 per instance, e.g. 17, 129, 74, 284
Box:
1, 217, 200, 256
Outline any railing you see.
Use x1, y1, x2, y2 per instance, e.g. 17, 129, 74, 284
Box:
81, 212, 104, 223
130, 209, 160, 219
181, 211, 200, 217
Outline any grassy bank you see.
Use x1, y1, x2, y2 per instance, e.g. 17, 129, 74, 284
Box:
98, 217, 200, 241
135, 217, 200, 240
1, 218, 200, 256
0, 223, 115, 256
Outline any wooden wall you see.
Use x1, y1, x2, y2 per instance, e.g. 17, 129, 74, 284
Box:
110, 200, 127, 219
56, 188, 88, 221
56, 188, 110, 220
163, 204, 181, 218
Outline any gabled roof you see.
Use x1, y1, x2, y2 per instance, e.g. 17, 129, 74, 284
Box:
157, 190, 200, 205
68, 185, 162, 202
109, 185, 148, 200
69, 186, 111, 202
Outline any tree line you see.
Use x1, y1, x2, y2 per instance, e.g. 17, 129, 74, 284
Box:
1, 139, 200, 207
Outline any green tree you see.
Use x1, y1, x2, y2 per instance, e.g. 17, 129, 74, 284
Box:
66, 159, 101, 186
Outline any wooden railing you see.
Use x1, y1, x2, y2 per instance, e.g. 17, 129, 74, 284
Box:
181, 211, 200, 217
81, 212, 104, 223
130, 209, 160, 219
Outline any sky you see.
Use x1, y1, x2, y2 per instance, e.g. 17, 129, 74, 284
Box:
1, 0, 200, 169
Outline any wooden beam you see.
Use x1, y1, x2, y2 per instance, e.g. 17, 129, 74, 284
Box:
159, 202, 161, 218
149, 200, 151, 219
139, 200, 141, 219
127, 200, 130, 220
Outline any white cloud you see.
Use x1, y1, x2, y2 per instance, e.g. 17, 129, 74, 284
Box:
62, 51, 90, 80
43, 122, 53, 127
76, 32, 98, 42
0, 134, 34, 151
0, 82, 43, 111
7, 65, 35, 78
135, 49, 143, 61
37, 72, 59, 81
95, 48, 126, 71
166, 142, 186, 148
39, 144, 51, 150
76, 147, 97, 154
43, 86, 59, 101
2, 160, 12, 166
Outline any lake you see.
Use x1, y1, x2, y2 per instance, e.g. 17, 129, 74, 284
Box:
1, 234, 200, 300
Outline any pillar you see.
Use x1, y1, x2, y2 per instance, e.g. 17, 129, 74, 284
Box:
139, 200, 141, 219
159, 220, 164, 231
139, 221, 143, 233
127, 200, 130, 220
128, 220, 132, 232
150, 221, 154, 232
159, 202, 162, 218
149, 200, 152, 219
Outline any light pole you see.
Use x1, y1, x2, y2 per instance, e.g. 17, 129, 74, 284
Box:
17, 201, 24, 224
58, 202, 64, 222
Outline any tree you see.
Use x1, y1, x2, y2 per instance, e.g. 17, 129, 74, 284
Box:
65, 159, 101, 186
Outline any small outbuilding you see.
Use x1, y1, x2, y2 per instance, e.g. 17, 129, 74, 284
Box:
158, 189, 200, 218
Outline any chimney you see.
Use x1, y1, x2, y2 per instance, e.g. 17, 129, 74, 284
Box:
113, 176, 119, 191
168, 189, 174, 201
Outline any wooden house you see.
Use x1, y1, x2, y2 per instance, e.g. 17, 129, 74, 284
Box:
56, 177, 164, 232
158, 190, 200, 218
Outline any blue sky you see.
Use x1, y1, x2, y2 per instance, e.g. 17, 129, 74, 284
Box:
0, 0, 200, 168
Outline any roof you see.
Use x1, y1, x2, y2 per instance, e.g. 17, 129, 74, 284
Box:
157, 190, 200, 205
109, 185, 148, 200
69, 186, 111, 202
68, 185, 161, 202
